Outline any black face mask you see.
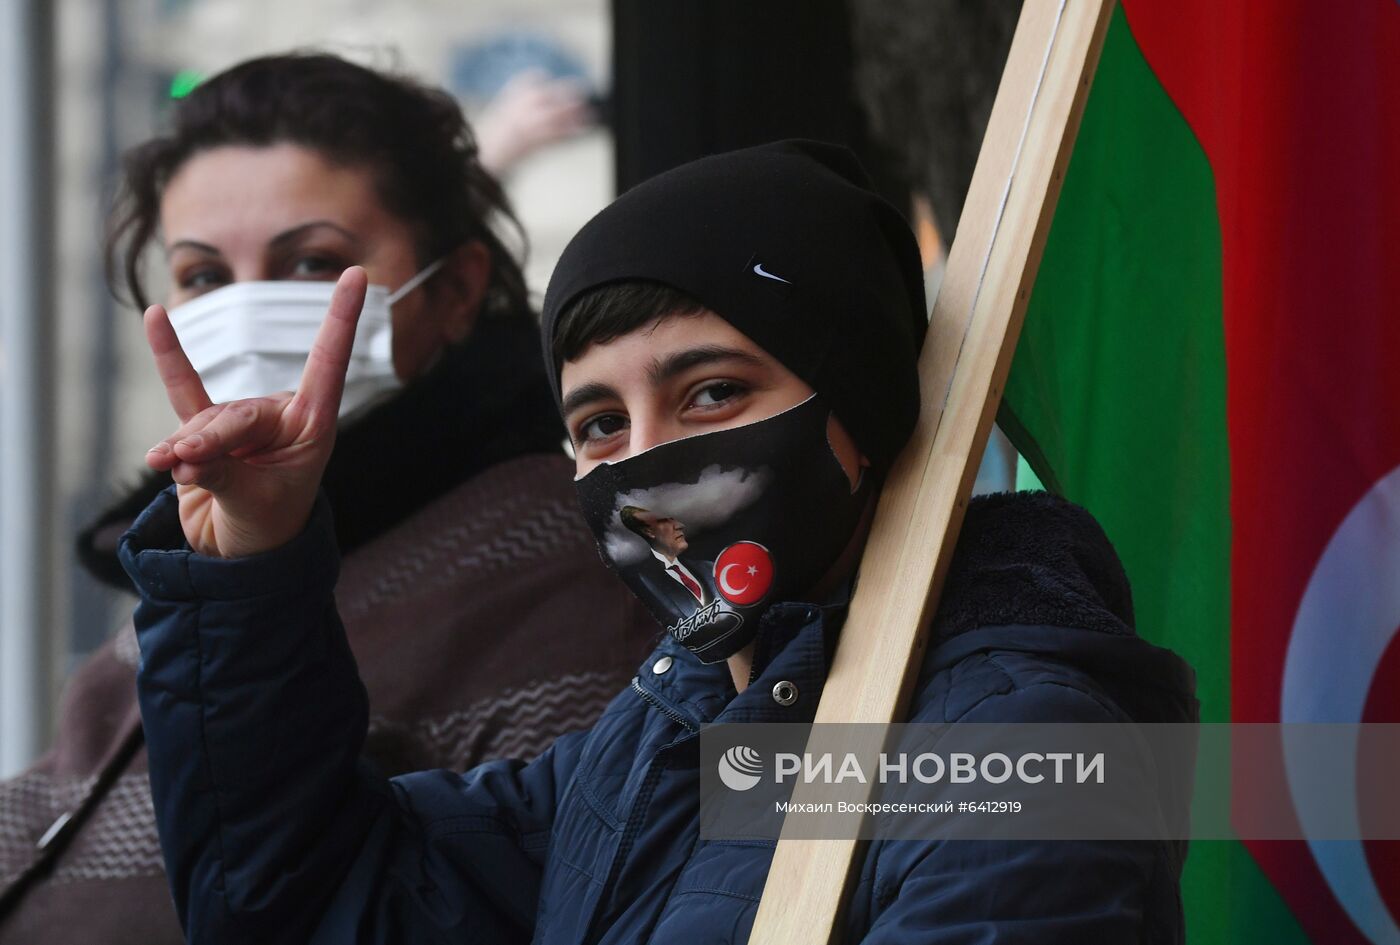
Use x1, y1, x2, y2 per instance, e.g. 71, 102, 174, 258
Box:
574, 395, 872, 663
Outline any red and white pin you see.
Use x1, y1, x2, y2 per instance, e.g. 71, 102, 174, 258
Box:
713, 541, 774, 606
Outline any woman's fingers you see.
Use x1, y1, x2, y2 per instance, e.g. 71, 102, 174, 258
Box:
139, 274, 364, 560
169, 457, 234, 493
144, 304, 213, 423
168, 399, 283, 465
146, 403, 226, 471
296, 266, 368, 423
145, 441, 178, 471
143, 397, 286, 474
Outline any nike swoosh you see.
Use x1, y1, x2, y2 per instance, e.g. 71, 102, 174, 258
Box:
752, 263, 792, 284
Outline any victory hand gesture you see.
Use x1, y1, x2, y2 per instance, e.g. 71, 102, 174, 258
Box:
143, 267, 368, 558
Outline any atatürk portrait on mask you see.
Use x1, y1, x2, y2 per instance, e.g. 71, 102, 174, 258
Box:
619, 506, 717, 616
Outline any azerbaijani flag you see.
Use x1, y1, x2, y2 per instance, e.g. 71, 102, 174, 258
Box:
999, 2, 1400, 942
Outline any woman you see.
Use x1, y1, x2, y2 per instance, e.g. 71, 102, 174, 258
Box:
0, 53, 654, 944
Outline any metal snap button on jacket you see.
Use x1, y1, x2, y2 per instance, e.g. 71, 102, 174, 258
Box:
771, 680, 799, 705
652, 656, 674, 675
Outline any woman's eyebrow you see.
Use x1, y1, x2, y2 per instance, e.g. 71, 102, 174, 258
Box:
268, 220, 362, 249
166, 239, 221, 257
165, 222, 360, 259
560, 381, 621, 419
648, 346, 766, 384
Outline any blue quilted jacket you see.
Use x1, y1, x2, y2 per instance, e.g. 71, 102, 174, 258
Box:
121, 488, 1197, 944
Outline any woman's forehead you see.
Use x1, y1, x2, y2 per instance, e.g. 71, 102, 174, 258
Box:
160, 144, 384, 248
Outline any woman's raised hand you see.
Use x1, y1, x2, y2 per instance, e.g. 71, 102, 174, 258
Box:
142, 267, 368, 558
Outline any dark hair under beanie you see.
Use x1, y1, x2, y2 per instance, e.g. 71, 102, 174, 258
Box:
541, 139, 927, 472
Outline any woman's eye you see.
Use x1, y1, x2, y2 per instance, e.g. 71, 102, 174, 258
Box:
689, 381, 745, 409
290, 255, 343, 278
178, 267, 228, 291
578, 413, 628, 443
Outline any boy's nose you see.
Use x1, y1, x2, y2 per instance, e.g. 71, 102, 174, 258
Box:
625, 413, 687, 458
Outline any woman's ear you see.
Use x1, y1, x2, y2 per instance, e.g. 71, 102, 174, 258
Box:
435, 240, 492, 344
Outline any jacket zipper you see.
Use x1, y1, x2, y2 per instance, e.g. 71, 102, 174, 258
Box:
629, 676, 699, 733
582, 680, 697, 944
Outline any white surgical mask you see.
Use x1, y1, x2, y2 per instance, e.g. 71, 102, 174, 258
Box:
166, 259, 444, 419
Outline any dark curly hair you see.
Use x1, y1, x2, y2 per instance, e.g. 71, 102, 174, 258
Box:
106, 52, 529, 316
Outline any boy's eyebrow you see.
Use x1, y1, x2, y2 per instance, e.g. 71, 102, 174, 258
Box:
561, 346, 765, 418
648, 345, 766, 384
560, 381, 621, 419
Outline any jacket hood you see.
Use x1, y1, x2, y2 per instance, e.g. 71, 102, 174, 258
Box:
78, 314, 564, 590
926, 491, 1198, 725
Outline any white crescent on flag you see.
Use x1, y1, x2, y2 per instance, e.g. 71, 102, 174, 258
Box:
1282, 462, 1400, 944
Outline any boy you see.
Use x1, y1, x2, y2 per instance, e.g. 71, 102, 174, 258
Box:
124, 141, 1196, 943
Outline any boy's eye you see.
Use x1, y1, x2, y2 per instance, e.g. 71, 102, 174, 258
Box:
689, 381, 745, 408
579, 413, 628, 443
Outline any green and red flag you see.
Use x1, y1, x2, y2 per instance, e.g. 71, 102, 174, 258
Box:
1000, 2, 1400, 942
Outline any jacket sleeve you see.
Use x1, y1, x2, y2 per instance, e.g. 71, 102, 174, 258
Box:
120, 488, 581, 945
857, 681, 1179, 944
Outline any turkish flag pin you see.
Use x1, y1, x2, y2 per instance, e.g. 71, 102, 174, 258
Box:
714, 541, 775, 606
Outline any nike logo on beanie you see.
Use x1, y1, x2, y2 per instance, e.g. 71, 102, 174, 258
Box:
751, 262, 791, 284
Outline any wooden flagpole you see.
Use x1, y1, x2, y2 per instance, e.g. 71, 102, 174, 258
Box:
747, 1, 1116, 941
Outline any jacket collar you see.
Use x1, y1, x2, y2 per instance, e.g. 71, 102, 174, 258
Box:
630, 600, 846, 730
629, 489, 1170, 728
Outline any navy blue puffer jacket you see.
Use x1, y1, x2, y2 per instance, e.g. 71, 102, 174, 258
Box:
120, 489, 1197, 944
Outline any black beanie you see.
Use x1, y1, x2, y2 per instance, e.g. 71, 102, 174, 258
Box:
541, 139, 926, 472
